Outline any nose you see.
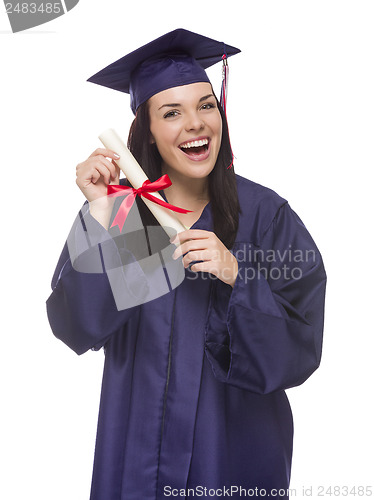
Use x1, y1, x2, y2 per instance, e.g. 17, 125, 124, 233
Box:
184, 111, 204, 132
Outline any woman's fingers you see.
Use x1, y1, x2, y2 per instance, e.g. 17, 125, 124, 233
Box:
76, 148, 122, 201
89, 167, 101, 185
180, 249, 212, 267
172, 242, 203, 260
171, 229, 238, 287
189, 260, 216, 273
91, 162, 113, 185
170, 229, 210, 245
86, 149, 121, 182
77, 157, 118, 185
171, 229, 214, 259
88, 148, 120, 161
99, 156, 118, 182
172, 233, 219, 267
112, 159, 121, 182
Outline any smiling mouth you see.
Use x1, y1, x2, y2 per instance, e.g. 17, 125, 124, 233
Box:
178, 138, 210, 160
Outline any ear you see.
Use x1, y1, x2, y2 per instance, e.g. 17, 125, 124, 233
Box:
150, 134, 156, 144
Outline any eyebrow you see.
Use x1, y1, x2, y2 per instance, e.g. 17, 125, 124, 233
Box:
158, 93, 215, 110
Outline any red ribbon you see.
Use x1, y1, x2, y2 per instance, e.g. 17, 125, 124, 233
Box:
107, 174, 192, 232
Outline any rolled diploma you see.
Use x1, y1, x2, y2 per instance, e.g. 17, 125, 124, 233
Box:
99, 128, 187, 237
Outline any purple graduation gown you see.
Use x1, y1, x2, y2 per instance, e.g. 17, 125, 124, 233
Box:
46, 174, 326, 500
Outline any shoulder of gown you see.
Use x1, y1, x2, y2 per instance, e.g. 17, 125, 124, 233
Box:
234, 174, 288, 245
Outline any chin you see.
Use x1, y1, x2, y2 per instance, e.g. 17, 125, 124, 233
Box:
181, 161, 216, 179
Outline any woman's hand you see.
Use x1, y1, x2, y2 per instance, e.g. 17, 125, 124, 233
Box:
171, 229, 238, 288
76, 148, 120, 202
76, 148, 121, 228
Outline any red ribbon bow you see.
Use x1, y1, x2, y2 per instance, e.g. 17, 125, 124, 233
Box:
107, 174, 192, 232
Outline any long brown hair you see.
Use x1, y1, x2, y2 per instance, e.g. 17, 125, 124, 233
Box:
127, 95, 241, 249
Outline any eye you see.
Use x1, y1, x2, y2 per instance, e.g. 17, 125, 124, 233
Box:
163, 110, 180, 119
200, 101, 216, 111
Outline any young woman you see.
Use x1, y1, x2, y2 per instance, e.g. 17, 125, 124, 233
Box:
47, 29, 326, 500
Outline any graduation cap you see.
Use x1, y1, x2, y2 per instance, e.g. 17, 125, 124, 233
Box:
87, 28, 241, 114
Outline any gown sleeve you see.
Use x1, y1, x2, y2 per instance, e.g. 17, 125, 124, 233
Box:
46, 203, 148, 355
204, 202, 327, 394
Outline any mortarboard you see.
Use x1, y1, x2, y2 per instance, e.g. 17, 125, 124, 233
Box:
87, 28, 241, 114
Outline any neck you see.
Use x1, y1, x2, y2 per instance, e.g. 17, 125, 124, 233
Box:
162, 165, 210, 208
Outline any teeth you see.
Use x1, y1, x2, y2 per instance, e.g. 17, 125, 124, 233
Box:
180, 138, 209, 149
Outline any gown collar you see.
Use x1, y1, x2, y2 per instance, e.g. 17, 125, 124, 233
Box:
159, 190, 213, 232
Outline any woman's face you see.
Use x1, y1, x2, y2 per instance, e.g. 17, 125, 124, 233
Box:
148, 82, 222, 181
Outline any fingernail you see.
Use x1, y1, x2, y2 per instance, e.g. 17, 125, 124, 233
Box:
114, 153, 120, 159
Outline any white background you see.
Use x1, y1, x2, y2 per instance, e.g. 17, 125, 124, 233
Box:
1, 1, 373, 498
